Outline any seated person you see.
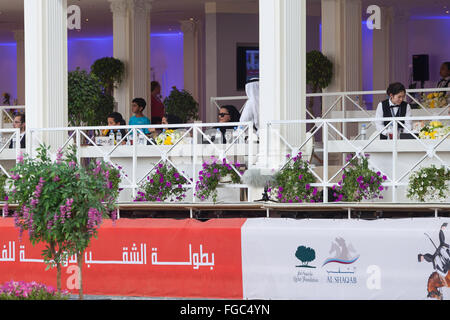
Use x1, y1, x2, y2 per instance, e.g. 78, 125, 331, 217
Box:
129, 98, 151, 135
240, 78, 259, 133
217, 105, 241, 143
9, 113, 26, 149
156, 114, 187, 145
437, 62, 450, 89
151, 81, 165, 124
375, 82, 412, 139
104, 112, 127, 144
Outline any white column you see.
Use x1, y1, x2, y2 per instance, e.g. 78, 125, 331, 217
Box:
129, 0, 152, 120
24, 0, 68, 151
390, 9, 409, 86
13, 30, 25, 106
373, 6, 392, 97
321, 0, 362, 102
204, 2, 218, 124
321, 0, 362, 143
259, 0, 307, 166
180, 19, 199, 102
109, 0, 130, 121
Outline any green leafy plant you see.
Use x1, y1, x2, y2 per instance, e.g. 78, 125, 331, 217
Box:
407, 165, 450, 202
0, 280, 69, 300
333, 154, 386, 202
163, 86, 199, 123
135, 162, 188, 202
306, 50, 333, 117
4, 145, 121, 299
68, 68, 102, 126
195, 157, 241, 203
269, 152, 320, 203
90, 57, 125, 96
0, 173, 8, 201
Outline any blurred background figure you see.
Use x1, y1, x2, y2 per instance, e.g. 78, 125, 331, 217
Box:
151, 81, 165, 124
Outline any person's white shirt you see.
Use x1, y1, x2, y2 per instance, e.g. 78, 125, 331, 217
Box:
437, 76, 450, 88
240, 80, 259, 133
375, 98, 412, 136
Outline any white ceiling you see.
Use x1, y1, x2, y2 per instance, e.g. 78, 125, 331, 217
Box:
0, 0, 448, 43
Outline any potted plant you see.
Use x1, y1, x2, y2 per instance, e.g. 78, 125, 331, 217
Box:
333, 154, 386, 202
269, 152, 321, 203
4, 145, 121, 299
195, 157, 241, 203
68, 68, 115, 128
134, 162, 188, 202
163, 86, 199, 123
407, 165, 450, 202
90, 57, 125, 97
306, 50, 333, 118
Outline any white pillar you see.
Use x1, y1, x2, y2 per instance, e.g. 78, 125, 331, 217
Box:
180, 19, 199, 102
390, 9, 409, 86
109, 0, 130, 121
321, 0, 362, 143
129, 0, 152, 120
204, 2, 218, 124
321, 0, 362, 102
13, 30, 25, 106
373, 6, 392, 98
259, 0, 307, 167
24, 0, 68, 151
109, 0, 152, 123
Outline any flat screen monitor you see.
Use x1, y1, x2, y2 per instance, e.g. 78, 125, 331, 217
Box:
236, 46, 259, 90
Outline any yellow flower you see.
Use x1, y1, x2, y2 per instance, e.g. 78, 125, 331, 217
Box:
430, 121, 442, 127
166, 129, 174, 134
430, 100, 436, 108
433, 92, 439, 98
427, 93, 434, 99
163, 136, 172, 145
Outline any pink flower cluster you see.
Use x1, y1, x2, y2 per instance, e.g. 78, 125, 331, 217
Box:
0, 280, 69, 299
87, 208, 102, 234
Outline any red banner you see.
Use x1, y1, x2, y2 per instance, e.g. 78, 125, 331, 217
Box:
0, 218, 246, 299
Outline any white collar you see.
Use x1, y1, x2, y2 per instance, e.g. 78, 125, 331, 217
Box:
388, 99, 399, 107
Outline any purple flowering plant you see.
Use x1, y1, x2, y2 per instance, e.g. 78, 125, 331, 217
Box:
269, 152, 321, 203
0, 173, 7, 201
135, 161, 188, 202
195, 157, 241, 203
4, 144, 120, 299
332, 154, 386, 202
0, 280, 69, 300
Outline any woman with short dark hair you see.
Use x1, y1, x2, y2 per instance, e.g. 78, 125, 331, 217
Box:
375, 82, 412, 139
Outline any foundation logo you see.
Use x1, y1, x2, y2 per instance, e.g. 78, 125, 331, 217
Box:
323, 237, 359, 284
293, 245, 319, 283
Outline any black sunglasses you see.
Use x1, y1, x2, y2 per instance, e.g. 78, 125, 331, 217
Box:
218, 113, 230, 117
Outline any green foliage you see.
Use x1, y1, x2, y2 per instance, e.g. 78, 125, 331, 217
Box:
269, 152, 320, 203
0, 173, 8, 201
135, 162, 188, 202
5, 145, 120, 293
306, 50, 333, 92
333, 155, 386, 202
195, 158, 241, 203
93, 93, 115, 126
407, 165, 450, 202
68, 68, 102, 126
163, 86, 199, 123
90, 57, 125, 96
295, 246, 316, 266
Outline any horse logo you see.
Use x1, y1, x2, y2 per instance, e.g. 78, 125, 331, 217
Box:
322, 237, 360, 267
418, 223, 450, 300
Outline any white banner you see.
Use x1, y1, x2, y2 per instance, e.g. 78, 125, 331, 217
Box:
241, 218, 450, 300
